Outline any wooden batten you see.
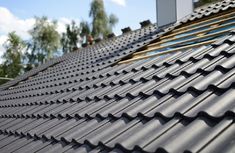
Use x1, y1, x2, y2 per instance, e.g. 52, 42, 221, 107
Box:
174, 8, 235, 32
119, 39, 216, 64
148, 21, 235, 47
147, 28, 231, 50
161, 13, 235, 39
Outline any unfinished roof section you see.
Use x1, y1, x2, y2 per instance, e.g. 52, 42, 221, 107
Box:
119, 0, 235, 64
0, 0, 234, 153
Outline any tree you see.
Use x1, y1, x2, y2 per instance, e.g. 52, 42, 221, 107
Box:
1, 32, 25, 79
89, 0, 118, 38
90, 0, 109, 38
0, 65, 8, 85
65, 0, 118, 45
26, 16, 60, 67
107, 14, 118, 35
61, 21, 80, 53
80, 20, 91, 44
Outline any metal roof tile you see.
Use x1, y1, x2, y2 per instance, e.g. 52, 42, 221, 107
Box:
0, 1, 235, 152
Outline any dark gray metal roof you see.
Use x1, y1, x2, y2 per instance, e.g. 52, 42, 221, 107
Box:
0, 0, 235, 153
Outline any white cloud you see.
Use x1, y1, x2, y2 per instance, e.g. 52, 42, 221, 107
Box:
0, 35, 7, 63
0, 35, 7, 47
0, 7, 79, 63
0, 7, 79, 38
57, 17, 80, 34
0, 7, 35, 39
108, 0, 126, 6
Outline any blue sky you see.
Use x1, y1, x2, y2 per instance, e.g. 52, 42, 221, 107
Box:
0, 0, 200, 59
0, 0, 156, 60
0, 0, 156, 35
0, 0, 156, 58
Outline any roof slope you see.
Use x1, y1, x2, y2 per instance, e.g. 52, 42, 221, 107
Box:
0, 0, 235, 153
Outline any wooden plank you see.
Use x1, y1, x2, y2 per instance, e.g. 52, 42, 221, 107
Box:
133, 39, 215, 57
161, 14, 235, 39
119, 8, 235, 64
147, 28, 232, 50
148, 21, 235, 47
119, 40, 216, 64
173, 8, 235, 33
0, 77, 13, 81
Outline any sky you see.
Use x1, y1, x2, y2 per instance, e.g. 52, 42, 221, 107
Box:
0, 0, 156, 58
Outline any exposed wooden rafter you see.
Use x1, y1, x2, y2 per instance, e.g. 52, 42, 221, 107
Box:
119, 39, 216, 64
147, 21, 235, 48
135, 28, 232, 56
161, 11, 235, 39
173, 8, 235, 33
119, 7, 235, 64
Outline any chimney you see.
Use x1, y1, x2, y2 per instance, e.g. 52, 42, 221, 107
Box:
140, 20, 152, 28
107, 33, 115, 38
95, 38, 102, 43
156, 0, 193, 28
121, 27, 132, 34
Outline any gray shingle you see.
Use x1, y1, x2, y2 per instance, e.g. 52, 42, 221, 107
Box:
0, 0, 235, 152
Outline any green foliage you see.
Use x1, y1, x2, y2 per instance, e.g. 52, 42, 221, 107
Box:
109, 14, 119, 30
0, 65, 8, 85
1, 32, 25, 78
77, 1, 118, 44
61, 21, 80, 53
80, 21, 91, 37
89, 0, 118, 38
90, 0, 109, 38
0, 1, 119, 81
80, 20, 91, 43
27, 16, 60, 67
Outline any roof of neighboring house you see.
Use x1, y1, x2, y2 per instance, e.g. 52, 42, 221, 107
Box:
0, 0, 235, 153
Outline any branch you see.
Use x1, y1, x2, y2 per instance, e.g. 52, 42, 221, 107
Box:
0, 77, 13, 80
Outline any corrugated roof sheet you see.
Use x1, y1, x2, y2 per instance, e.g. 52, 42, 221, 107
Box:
0, 0, 235, 153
